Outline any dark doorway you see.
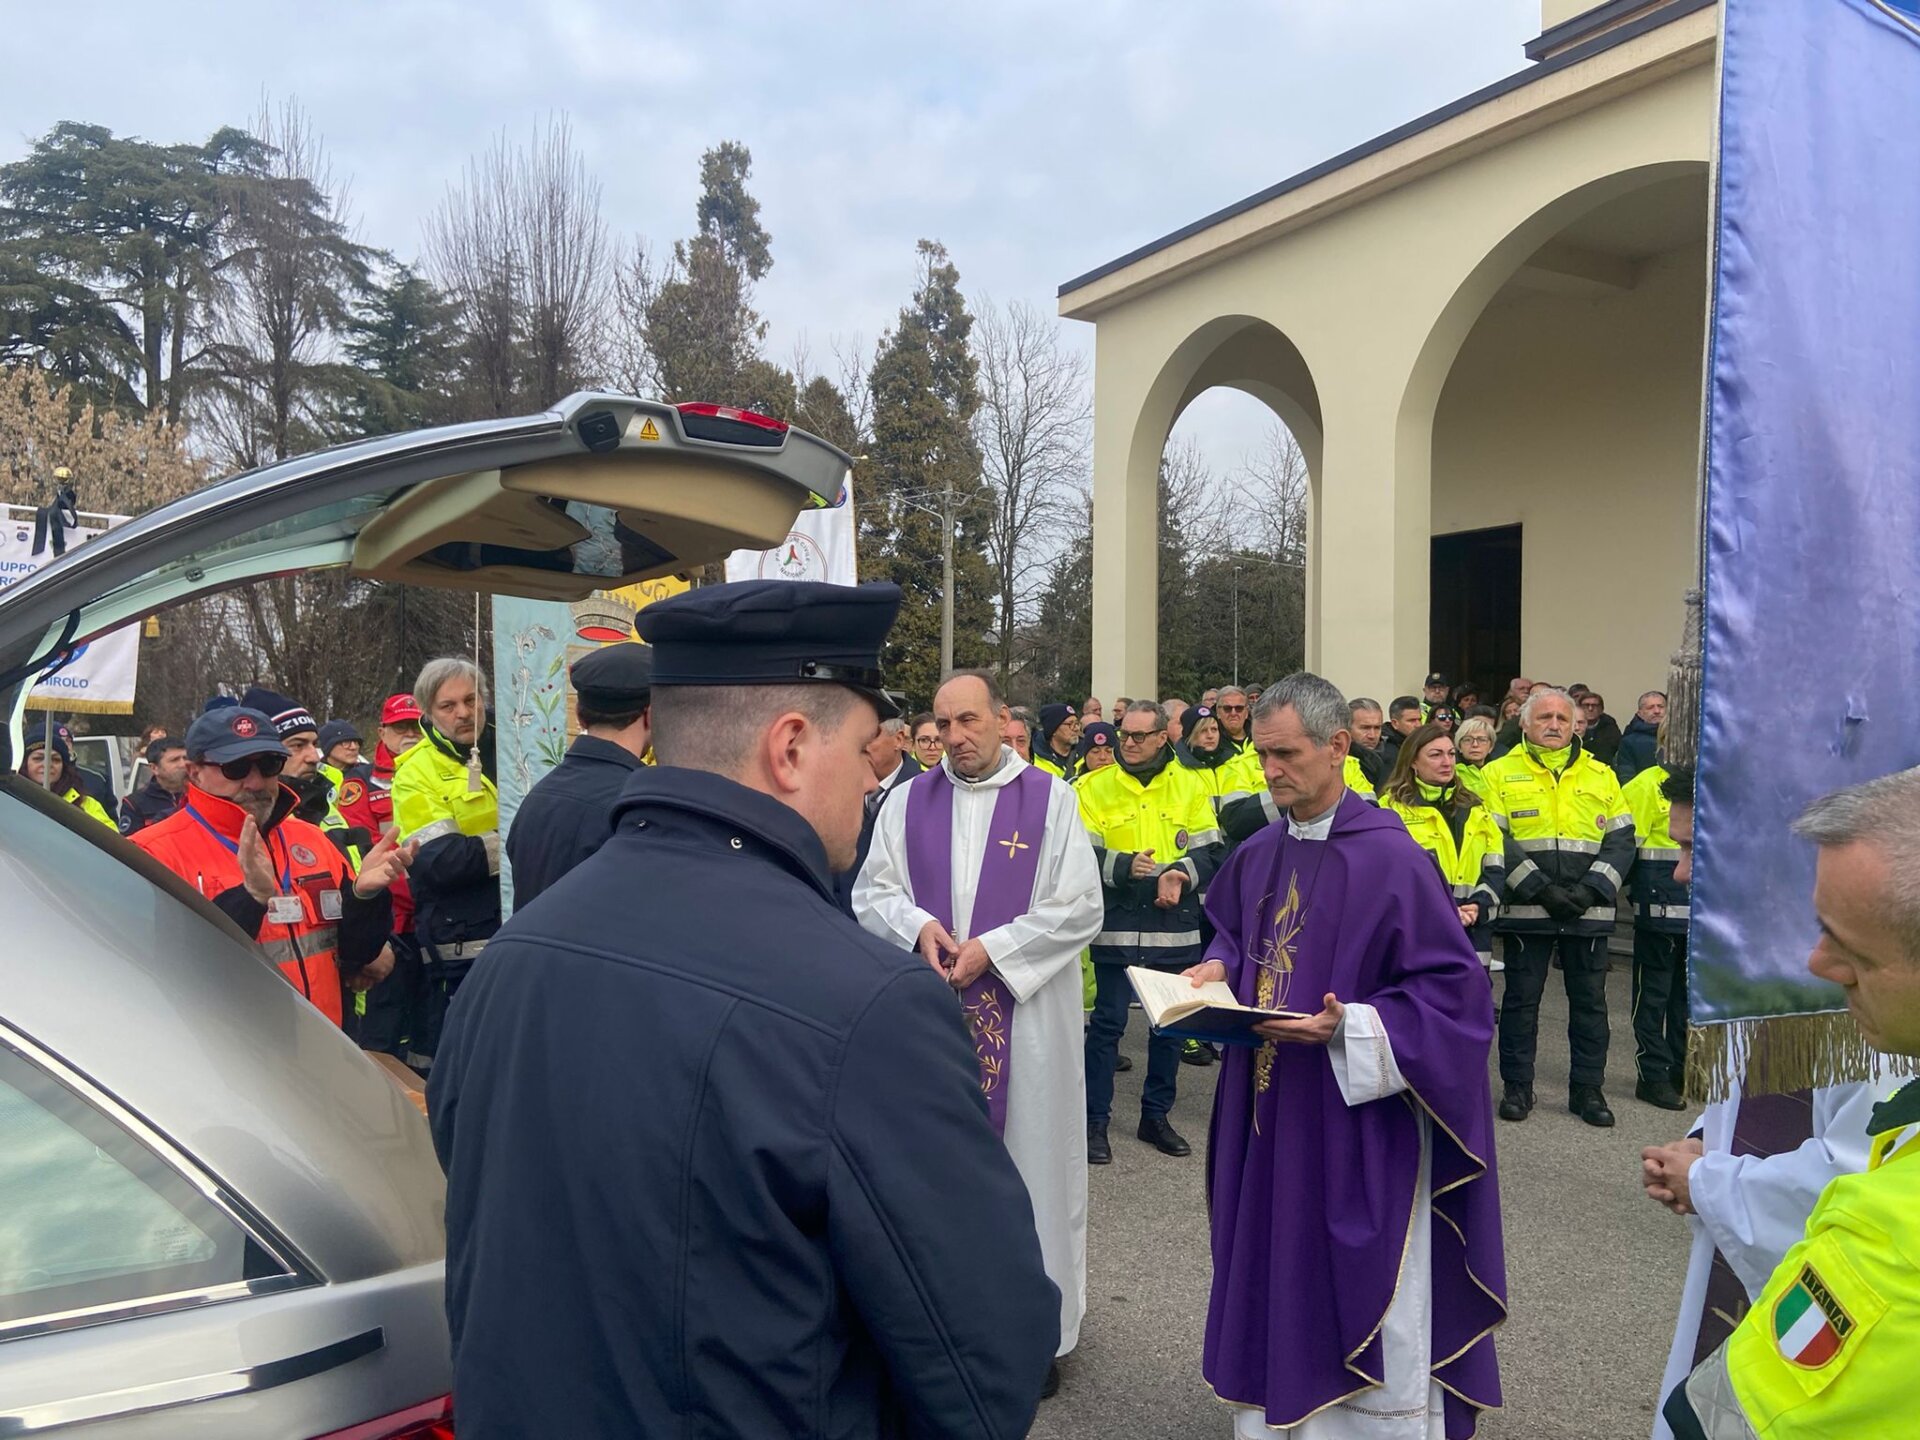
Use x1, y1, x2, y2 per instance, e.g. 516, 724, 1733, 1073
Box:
1430, 525, 1521, 703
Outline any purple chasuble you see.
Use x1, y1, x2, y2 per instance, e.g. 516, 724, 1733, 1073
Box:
1198, 790, 1507, 1438
903, 761, 1052, 1136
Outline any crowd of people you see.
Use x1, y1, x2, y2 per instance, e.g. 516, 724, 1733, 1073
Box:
16, 582, 1911, 1440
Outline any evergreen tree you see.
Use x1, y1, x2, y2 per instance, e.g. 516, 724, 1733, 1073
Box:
864, 240, 992, 707
0, 122, 262, 422
343, 263, 462, 434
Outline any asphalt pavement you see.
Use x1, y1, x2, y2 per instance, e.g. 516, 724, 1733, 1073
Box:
1029, 964, 1694, 1440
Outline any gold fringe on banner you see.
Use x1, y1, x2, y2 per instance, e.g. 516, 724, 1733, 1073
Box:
24, 697, 135, 716
1687, 1012, 1917, 1104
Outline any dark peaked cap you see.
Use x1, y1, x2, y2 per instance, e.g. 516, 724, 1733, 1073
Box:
570, 642, 655, 708
635, 579, 904, 717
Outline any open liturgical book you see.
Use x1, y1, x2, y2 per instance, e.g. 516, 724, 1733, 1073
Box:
1126, 966, 1307, 1046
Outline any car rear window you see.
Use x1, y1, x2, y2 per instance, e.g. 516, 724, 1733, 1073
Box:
0, 1040, 291, 1334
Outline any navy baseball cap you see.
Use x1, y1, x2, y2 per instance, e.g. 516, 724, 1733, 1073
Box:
636, 580, 904, 717
185, 707, 293, 765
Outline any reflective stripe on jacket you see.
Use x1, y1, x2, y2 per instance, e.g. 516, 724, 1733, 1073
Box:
130, 784, 350, 1025
1076, 756, 1223, 966
1621, 763, 1687, 933
1481, 741, 1634, 935
392, 724, 500, 958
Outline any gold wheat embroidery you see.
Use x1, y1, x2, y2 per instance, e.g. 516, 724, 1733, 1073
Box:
963, 989, 1009, 1095
1249, 870, 1304, 1128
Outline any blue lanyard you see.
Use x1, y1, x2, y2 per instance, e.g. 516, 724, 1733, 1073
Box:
185, 802, 297, 892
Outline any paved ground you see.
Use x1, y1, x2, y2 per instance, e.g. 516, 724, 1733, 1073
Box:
1031, 965, 1693, 1440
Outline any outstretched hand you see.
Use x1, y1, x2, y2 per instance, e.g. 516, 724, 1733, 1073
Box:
352, 826, 418, 899
238, 817, 275, 903
1253, 992, 1344, 1045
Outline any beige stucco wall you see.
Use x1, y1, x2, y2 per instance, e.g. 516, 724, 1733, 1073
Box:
1071, 14, 1715, 707
1430, 243, 1707, 711
1543, 0, 1600, 29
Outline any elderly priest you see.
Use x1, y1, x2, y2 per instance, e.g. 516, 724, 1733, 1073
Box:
1184, 672, 1507, 1438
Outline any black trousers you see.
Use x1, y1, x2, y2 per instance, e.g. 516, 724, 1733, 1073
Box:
1631, 928, 1690, 1086
358, 932, 430, 1072
1085, 962, 1182, 1124
1497, 932, 1611, 1088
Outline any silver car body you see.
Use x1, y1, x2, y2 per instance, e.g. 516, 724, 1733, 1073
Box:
0, 394, 847, 1434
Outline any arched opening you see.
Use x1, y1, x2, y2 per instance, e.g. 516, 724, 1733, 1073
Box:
1410, 162, 1710, 709
1093, 317, 1322, 701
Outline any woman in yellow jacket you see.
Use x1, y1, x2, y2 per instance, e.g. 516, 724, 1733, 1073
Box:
1378, 722, 1505, 971
1453, 714, 1498, 802
19, 731, 117, 830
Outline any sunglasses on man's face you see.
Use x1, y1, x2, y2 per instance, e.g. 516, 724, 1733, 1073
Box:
1217, 703, 1247, 714
217, 754, 287, 782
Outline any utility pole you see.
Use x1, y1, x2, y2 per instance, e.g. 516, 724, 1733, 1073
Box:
939, 463, 955, 677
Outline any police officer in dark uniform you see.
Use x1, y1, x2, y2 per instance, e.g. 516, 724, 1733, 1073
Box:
504, 642, 653, 908
430, 579, 1059, 1439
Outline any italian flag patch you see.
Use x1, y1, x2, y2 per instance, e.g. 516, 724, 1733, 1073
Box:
1773, 1263, 1854, 1368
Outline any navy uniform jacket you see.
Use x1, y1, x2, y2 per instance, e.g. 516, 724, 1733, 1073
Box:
430, 765, 1059, 1439
503, 733, 642, 908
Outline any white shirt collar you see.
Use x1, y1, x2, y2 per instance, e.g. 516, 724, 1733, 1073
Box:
1286, 792, 1345, 841
944, 746, 1023, 791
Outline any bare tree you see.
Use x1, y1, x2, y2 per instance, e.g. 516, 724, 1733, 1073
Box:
972, 298, 1090, 683
1233, 420, 1310, 563
426, 117, 609, 416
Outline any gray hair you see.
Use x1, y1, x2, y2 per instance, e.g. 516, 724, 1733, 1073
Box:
1519, 686, 1575, 726
1455, 715, 1497, 747
1793, 767, 1920, 957
1123, 699, 1167, 729
651, 683, 865, 774
414, 656, 487, 715
878, 717, 910, 739
1639, 690, 1668, 707
1215, 685, 1248, 704
1349, 696, 1383, 717
1251, 672, 1350, 746
1008, 706, 1037, 733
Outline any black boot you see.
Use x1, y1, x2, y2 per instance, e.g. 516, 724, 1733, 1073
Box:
1497, 1082, 1534, 1122
1137, 1115, 1191, 1156
1635, 1077, 1687, 1111
1115, 1052, 1133, 1072
1180, 1039, 1215, 1067
1570, 1085, 1616, 1127
1087, 1122, 1111, 1165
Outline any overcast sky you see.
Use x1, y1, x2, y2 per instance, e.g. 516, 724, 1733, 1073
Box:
1, 0, 1541, 475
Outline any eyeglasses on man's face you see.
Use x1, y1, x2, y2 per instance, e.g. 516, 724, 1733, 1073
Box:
1119, 727, 1163, 744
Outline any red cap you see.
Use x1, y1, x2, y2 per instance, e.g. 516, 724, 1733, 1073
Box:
380, 693, 424, 725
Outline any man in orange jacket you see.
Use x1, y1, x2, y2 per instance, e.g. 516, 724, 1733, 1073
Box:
132, 704, 411, 1026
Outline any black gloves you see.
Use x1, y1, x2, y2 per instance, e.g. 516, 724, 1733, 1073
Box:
1541, 884, 1587, 923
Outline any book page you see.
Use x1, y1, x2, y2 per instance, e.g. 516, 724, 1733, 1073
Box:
1126, 966, 1245, 1024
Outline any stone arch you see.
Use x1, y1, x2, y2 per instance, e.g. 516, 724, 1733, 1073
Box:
1399, 159, 1709, 437
1096, 316, 1324, 695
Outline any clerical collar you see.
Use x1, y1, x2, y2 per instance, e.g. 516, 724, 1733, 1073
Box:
1286, 793, 1343, 841
949, 748, 1011, 787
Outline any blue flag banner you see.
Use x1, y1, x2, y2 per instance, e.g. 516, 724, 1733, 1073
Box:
1693, 0, 1920, 1096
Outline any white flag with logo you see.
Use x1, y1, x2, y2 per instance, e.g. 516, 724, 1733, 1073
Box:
0, 507, 139, 713
724, 470, 857, 585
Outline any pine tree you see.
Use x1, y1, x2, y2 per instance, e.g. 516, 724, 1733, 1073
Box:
343, 263, 462, 434
865, 240, 992, 707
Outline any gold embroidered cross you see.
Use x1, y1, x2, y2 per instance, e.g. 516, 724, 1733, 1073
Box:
998, 831, 1030, 859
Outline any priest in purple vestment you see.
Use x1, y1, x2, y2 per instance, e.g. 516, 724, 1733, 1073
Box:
1183, 672, 1507, 1439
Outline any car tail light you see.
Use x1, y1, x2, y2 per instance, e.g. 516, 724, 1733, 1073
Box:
308, 1396, 454, 1439
674, 402, 790, 447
